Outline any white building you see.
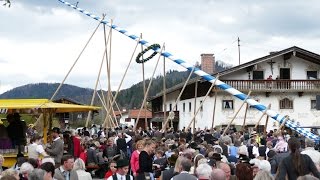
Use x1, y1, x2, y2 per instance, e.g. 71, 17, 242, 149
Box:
150, 46, 320, 132
115, 109, 152, 128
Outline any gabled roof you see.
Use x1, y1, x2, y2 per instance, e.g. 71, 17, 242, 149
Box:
149, 46, 320, 100
128, 109, 152, 119
216, 46, 320, 76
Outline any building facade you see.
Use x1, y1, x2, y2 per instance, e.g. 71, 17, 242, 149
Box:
150, 46, 320, 132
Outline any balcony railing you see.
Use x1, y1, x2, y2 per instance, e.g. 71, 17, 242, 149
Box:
153, 111, 179, 118
221, 80, 320, 92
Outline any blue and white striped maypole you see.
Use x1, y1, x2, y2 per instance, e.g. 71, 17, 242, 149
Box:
58, 0, 319, 141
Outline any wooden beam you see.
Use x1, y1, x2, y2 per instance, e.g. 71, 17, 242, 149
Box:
222, 91, 252, 136
255, 104, 271, 129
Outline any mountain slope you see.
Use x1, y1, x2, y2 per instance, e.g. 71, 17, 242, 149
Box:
0, 61, 232, 109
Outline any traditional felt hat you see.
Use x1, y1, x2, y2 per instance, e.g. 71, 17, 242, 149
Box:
238, 154, 250, 164
115, 159, 129, 168
211, 153, 222, 161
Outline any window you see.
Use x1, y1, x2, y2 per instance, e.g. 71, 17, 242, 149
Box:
200, 101, 203, 111
307, 71, 317, 80
183, 103, 185, 112
222, 100, 234, 109
189, 102, 192, 112
125, 118, 131, 122
253, 71, 264, 80
169, 104, 172, 111
279, 98, 293, 109
311, 100, 317, 109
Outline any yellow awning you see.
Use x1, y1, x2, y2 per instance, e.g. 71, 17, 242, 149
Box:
0, 99, 100, 113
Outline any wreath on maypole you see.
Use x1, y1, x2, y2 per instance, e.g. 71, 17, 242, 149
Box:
136, 44, 161, 63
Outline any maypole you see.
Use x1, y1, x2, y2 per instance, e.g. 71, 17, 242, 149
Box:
57, 0, 319, 142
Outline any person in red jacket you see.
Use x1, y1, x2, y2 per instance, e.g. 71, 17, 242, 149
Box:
130, 140, 145, 177
79, 144, 88, 165
71, 130, 81, 158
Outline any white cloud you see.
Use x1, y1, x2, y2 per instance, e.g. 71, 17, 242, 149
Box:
219, 16, 236, 24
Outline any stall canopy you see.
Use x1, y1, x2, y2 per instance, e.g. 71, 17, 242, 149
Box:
0, 99, 100, 113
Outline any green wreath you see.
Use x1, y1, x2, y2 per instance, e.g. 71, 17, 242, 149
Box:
136, 44, 161, 63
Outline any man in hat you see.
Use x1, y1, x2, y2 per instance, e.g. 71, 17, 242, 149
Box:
46, 127, 64, 168
107, 159, 132, 180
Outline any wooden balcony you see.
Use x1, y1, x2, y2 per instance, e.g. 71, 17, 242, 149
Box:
221, 80, 320, 92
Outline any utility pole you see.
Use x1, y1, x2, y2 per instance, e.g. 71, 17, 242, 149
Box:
238, 37, 241, 65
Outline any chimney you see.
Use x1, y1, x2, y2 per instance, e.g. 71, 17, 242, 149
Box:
201, 54, 215, 74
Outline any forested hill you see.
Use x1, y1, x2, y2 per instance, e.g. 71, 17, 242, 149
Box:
0, 61, 232, 109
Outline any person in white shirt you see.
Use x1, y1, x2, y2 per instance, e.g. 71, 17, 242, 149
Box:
107, 159, 133, 180
73, 158, 92, 180
28, 134, 48, 160
301, 138, 320, 171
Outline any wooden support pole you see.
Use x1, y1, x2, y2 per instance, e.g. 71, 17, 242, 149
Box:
187, 76, 219, 130
43, 111, 48, 144
140, 33, 148, 130
241, 103, 249, 131
192, 80, 198, 135
162, 45, 167, 130
222, 91, 252, 136
255, 104, 271, 129
264, 114, 269, 136
161, 66, 196, 132
106, 19, 113, 129
211, 87, 218, 129
277, 115, 289, 135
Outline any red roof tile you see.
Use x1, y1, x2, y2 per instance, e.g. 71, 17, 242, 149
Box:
128, 109, 152, 119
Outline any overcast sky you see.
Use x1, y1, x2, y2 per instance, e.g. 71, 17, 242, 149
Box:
1, 0, 320, 94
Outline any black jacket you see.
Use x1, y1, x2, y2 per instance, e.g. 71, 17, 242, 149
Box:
276, 153, 320, 180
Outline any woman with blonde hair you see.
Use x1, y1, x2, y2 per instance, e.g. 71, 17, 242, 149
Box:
137, 140, 157, 180
73, 158, 92, 180
130, 140, 145, 177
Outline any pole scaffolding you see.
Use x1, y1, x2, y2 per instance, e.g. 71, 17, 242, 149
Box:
187, 77, 218, 130
161, 66, 196, 132
222, 91, 252, 136
58, 0, 319, 142
85, 16, 110, 127
133, 43, 165, 131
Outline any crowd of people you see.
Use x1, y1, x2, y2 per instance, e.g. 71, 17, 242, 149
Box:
1, 122, 320, 180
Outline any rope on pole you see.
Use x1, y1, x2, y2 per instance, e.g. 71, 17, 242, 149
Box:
57, 0, 319, 142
